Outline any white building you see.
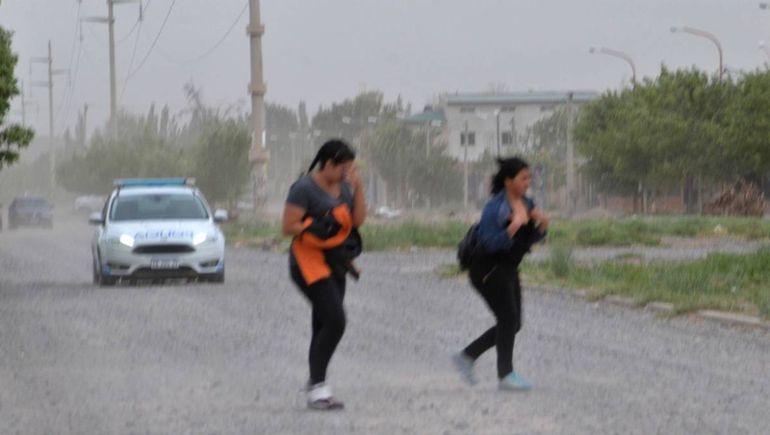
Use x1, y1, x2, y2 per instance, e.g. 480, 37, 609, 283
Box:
441, 91, 599, 162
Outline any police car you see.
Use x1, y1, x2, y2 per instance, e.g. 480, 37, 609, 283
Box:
89, 178, 227, 286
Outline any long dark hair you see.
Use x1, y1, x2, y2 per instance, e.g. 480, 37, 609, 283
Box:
490, 157, 529, 195
307, 139, 356, 173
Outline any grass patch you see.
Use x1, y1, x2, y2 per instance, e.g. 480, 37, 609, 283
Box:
222, 215, 770, 251
436, 263, 464, 279
548, 243, 574, 278
360, 220, 469, 251
548, 216, 770, 246
221, 220, 285, 250
524, 248, 770, 319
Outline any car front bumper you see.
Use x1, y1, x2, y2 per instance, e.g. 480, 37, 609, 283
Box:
99, 241, 224, 279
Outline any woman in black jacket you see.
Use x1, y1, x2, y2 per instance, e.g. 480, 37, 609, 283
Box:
452, 157, 549, 391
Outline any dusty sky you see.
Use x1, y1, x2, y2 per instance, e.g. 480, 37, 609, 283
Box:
2, 0, 768, 135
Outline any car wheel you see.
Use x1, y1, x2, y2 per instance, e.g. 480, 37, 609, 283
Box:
98, 272, 117, 286
92, 258, 99, 284
94, 252, 117, 287
211, 272, 225, 283
203, 269, 225, 284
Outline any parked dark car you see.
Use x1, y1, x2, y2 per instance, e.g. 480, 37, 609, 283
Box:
8, 197, 54, 229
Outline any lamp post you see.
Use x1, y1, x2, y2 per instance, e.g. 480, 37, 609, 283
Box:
759, 40, 770, 62
589, 46, 637, 84
495, 109, 501, 157
463, 120, 469, 210
671, 26, 724, 81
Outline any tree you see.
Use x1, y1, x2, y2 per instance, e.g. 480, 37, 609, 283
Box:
57, 108, 189, 194
573, 66, 737, 211
311, 92, 385, 146
193, 118, 251, 209
722, 70, 770, 180
0, 26, 34, 171
526, 107, 571, 193
265, 102, 300, 189
370, 120, 462, 207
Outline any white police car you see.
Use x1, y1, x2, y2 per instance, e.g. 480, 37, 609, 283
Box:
89, 178, 227, 286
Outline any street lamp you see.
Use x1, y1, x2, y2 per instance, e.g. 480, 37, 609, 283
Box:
495, 109, 501, 158
460, 110, 490, 210
588, 46, 637, 84
463, 120, 470, 210
670, 26, 724, 81
760, 40, 770, 62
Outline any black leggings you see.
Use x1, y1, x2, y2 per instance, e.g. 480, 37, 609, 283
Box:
290, 263, 347, 385
463, 261, 522, 379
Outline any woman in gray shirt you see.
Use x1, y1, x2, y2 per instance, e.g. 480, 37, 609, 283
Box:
282, 140, 367, 410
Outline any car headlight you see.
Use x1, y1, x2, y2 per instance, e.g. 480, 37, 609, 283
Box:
193, 232, 220, 246
119, 234, 135, 248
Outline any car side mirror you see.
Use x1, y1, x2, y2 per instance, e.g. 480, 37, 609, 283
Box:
213, 209, 228, 223
88, 212, 104, 226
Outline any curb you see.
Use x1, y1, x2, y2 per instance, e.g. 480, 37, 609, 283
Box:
526, 284, 770, 332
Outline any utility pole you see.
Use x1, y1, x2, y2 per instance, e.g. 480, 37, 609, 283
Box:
495, 110, 501, 157
19, 80, 26, 125
425, 121, 431, 158
248, 0, 268, 212
82, 0, 140, 138
31, 41, 68, 199
463, 121, 469, 210
565, 91, 575, 217
107, 0, 116, 133
83, 103, 89, 148
14, 81, 39, 126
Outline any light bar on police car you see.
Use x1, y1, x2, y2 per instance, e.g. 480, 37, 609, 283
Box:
114, 178, 196, 188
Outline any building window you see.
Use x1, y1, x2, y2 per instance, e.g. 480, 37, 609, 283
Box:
501, 131, 513, 145
460, 132, 476, 146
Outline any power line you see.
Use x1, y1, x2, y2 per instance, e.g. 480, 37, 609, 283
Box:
120, 14, 144, 101
117, 1, 152, 45
124, 0, 176, 81
54, 1, 85, 136
157, 1, 248, 65
61, 43, 83, 134
117, 19, 140, 44
56, 1, 82, 117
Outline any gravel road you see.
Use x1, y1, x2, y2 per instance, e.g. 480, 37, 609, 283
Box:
1, 215, 768, 434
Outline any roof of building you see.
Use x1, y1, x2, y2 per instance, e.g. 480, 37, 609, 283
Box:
402, 110, 447, 124
446, 91, 599, 106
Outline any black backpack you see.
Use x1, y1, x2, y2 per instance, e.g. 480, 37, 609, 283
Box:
457, 223, 481, 271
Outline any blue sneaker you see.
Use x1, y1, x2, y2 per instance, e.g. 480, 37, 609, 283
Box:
498, 372, 531, 391
451, 352, 478, 386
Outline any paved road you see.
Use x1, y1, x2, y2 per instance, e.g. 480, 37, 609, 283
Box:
1, 216, 768, 434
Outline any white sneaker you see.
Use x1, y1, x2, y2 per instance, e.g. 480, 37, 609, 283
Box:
307, 382, 344, 411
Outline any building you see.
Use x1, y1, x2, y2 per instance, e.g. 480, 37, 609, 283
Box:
401, 91, 600, 209
441, 91, 598, 162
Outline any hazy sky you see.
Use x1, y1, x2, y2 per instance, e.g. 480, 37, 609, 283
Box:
2, 0, 769, 135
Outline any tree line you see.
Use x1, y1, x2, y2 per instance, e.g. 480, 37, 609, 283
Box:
575, 67, 770, 211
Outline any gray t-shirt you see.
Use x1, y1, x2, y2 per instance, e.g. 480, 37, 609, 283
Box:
286, 175, 354, 219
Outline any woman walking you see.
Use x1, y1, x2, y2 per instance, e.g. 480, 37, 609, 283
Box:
281, 140, 366, 410
452, 157, 549, 391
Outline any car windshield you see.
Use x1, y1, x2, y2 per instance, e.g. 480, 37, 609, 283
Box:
110, 193, 209, 221
14, 198, 50, 209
